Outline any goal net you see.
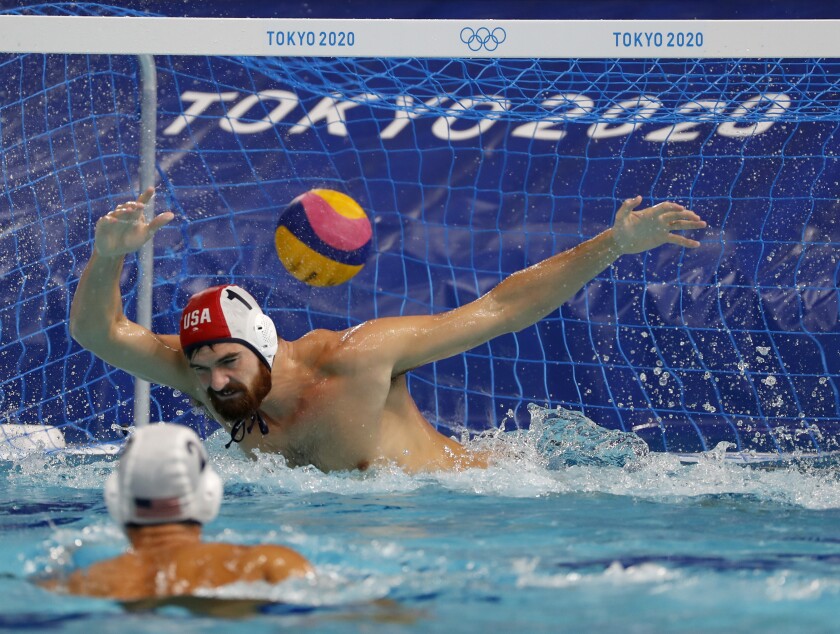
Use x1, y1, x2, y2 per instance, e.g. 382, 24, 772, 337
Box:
2, 3, 839, 456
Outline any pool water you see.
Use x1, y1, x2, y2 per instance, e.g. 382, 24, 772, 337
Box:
3, 406, 840, 633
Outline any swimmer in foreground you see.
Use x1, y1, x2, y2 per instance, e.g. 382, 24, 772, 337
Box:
70, 188, 706, 473
40, 423, 312, 601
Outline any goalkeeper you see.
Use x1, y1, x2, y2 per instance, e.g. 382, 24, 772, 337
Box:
70, 188, 705, 473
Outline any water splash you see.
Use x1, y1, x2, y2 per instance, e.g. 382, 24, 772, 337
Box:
3, 406, 840, 510
513, 557, 679, 589
526, 404, 650, 469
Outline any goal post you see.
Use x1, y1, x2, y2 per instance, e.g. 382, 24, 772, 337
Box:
133, 52, 157, 429
2, 6, 840, 456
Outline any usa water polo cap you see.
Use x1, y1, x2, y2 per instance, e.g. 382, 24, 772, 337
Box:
179, 284, 278, 368
104, 423, 222, 527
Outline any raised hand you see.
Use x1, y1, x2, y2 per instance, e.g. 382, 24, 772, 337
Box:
94, 187, 174, 257
611, 196, 707, 255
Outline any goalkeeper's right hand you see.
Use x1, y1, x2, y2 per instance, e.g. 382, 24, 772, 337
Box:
94, 187, 174, 257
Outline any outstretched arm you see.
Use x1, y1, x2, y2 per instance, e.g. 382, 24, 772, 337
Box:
342, 196, 706, 375
69, 188, 195, 394
468, 195, 706, 335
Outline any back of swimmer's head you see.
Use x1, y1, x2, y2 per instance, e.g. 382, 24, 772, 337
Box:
105, 423, 222, 528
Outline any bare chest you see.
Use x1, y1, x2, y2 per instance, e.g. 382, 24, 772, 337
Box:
238, 374, 393, 470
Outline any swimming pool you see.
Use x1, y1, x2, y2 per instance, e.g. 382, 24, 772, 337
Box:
3, 406, 840, 633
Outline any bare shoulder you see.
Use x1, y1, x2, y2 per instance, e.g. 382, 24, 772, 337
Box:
247, 544, 313, 582
247, 543, 311, 565
188, 542, 312, 584
328, 313, 443, 372
295, 319, 430, 376
73, 552, 141, 577
64, 553, 148, 598
295, 328, 350, 366
298, 328, 343, 346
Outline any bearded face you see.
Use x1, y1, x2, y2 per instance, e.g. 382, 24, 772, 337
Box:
207, 361, 272, 422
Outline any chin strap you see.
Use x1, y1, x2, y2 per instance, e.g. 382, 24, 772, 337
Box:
225, 411, 270, 449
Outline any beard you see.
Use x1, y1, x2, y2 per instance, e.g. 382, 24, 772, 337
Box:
207, 363, 272, 423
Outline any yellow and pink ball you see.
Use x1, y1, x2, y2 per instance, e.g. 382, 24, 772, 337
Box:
274, 189, 372, 286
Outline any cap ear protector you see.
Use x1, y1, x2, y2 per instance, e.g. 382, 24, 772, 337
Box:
249, 311, 278, 366
180, 284, 278, 368
105, 423, 223, 528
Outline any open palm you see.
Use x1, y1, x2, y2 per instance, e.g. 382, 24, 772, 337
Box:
612, 196, 706, 255
94, 187, 174, 257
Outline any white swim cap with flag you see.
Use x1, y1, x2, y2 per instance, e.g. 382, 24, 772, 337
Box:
179, 284, 278, 368
105, 423, 222, 527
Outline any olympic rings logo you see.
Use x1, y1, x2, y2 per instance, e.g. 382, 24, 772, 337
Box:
459, 27, 507, 52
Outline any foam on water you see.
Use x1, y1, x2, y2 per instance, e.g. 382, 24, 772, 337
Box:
4, 405, 840, 510
512, 557, 680, 589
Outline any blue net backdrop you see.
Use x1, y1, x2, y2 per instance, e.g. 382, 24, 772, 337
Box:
2, 3, 840, 454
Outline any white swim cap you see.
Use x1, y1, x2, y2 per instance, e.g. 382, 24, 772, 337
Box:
180, 284, 278, 368
105, 423, 222, 527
